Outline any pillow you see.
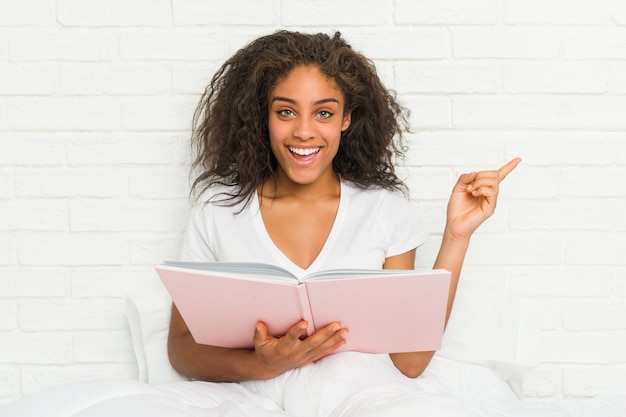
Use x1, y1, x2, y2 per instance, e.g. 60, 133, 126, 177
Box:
436, 280, 542, 382
125, 281, 541, 385
126, 289, 188, 383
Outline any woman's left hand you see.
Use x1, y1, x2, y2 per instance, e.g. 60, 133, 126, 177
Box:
444, 158, 521, 241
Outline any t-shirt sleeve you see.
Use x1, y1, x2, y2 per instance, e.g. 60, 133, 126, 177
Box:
178, 201, 217, 262
386, 193, 430, 258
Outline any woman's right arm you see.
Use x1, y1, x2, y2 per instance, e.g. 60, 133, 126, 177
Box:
168, 304, 348, 382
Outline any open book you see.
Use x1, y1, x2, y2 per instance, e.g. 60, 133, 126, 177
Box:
156, 261, 451, 354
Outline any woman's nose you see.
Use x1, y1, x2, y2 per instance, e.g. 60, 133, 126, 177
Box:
293, 116, 315, 141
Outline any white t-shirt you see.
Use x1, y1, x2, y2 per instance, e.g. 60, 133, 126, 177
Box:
179, 180, 429, 279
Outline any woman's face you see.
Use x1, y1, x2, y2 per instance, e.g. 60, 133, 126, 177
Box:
267, 65, 351, 188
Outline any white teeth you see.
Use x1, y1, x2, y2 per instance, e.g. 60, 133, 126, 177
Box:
289, 147, 320, 156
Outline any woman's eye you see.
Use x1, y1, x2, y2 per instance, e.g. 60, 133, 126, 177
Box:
278, 109, 294, 117
317, 111, 332, 119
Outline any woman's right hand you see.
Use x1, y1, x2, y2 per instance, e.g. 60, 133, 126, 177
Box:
252, 320, 348, 377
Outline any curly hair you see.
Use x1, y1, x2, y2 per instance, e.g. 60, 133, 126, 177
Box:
190, 30, 410, 207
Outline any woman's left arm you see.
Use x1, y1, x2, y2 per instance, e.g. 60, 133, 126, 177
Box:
389, 158, 521, 378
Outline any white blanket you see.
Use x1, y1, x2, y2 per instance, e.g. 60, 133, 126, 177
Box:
2, 354, 625, 417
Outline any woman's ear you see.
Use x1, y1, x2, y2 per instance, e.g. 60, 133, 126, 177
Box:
341, 112, 351, 132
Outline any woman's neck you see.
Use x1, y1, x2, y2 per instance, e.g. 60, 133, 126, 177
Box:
260, 170, 341, 202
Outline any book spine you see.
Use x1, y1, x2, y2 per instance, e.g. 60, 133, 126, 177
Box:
296, 284, 316, 336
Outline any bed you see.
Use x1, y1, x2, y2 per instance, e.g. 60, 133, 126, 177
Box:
2, 281, 625, 417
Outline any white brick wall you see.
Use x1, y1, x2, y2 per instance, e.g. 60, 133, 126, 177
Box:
1, 0, 625, 405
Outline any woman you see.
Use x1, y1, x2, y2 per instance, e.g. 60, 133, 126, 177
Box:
168, 30, 520, 415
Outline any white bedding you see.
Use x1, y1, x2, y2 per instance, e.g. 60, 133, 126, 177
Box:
2, 282, 625, 417
2, 354, 625, 417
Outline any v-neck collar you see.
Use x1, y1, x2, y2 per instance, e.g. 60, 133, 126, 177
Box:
251, 180, 348, 279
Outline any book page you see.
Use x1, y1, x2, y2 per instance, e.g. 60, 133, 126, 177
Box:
162, 261, 299, 282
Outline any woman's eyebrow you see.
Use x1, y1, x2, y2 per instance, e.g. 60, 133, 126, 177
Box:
271, 96, 340, 105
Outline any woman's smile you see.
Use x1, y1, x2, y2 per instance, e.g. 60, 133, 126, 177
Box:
287, 146, 323, 166
288, 146, 321, 157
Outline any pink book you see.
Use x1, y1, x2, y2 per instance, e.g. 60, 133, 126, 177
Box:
156, 261, 451, 354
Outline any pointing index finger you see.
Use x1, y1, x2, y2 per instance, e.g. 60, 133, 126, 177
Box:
498, 157, 522, 182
